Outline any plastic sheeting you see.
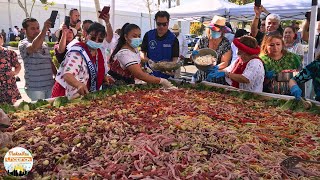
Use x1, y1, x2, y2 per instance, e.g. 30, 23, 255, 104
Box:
166, 0, 239, 21
228, 0, 320, 21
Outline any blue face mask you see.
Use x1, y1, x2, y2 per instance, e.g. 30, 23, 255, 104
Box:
211, 30, 221, 39
86, 40, 103, 49
130, 38, 142, 48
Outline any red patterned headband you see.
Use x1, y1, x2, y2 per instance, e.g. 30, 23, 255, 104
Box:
233, 38, 260, 55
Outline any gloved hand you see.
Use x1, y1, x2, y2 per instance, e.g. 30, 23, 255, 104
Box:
0, 132, 12, 148
159, 78, 177, 89
206, 71, 225, 81
290, 84, 302, 100
206, 65, 219, 73
265, 70, 275, 79
192, 50, 199, 57
0, 109, 10, 128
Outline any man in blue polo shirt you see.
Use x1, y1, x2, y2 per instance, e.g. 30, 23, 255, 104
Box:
140, 11, 179, 79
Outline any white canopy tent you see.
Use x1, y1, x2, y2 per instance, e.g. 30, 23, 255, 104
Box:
166, 0, 240, 21
228, 0, 319, 21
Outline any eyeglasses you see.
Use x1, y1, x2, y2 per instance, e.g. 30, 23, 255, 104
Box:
261, 24, 266, 26
156, 22, 168, 27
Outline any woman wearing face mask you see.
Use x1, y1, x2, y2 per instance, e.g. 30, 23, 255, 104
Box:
191, 15, 232, 83
260, 32, 302, 95
52, 22, 108, 99
106, 23, 176, 89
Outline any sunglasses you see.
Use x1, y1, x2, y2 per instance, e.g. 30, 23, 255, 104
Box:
89, 35, 104, 43
156, 22, 168, 27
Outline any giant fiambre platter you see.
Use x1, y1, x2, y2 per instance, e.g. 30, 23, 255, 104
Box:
1, 83, 320, 179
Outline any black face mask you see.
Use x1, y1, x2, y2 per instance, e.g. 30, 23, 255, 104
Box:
174, 33, 179, 37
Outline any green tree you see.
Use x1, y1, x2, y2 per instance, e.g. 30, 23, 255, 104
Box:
18, 0, 55, 18
190, 22, 202, 36
158, 0, 176, 8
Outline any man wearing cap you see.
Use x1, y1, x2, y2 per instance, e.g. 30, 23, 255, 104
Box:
192, 15, 232, 83
171, 24, 188, 78
140, 11, 179, 79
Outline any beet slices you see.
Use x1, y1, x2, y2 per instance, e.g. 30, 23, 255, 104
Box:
1, 88, 320, 179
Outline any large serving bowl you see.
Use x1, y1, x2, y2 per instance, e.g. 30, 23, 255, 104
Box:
149, 60, 182, 72
193, 48, 217, 72
276, 70, 299, 82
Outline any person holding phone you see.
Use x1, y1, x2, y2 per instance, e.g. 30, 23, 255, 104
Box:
251, 4, 282, 45
18, 17, 55, 101
53, 24, 77, 64
140, 11, 180, 79
301, 12, 320, 55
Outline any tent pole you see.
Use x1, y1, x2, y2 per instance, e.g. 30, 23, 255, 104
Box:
8, 0, 12, 29
305, 0, 318, 99
111, 0, 115, 27
79, 0, 81, 18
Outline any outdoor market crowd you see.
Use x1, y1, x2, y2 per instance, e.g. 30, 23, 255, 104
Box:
1, 4, 320, 107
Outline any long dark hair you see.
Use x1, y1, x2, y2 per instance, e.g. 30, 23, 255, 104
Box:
109, 23, 140, 63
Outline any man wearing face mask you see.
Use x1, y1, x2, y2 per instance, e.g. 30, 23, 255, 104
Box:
52, 22, 108, 99
171, 24, 188, 78
140, 11, 180, 79
191, 15, 232, 83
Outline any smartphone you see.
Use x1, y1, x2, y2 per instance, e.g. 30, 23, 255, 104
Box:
254, 0, 261, 7
64, 16, 70, 29
99, 6, 110, 19
49, 10, 58, 28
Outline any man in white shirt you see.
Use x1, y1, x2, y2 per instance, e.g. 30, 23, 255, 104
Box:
13, 26, 19, 37
171, 24, 188, 78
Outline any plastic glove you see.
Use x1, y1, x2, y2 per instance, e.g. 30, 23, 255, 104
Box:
192, 50, 199, 57
0, 132, 12, 148
206, 71, 225, 81
159, 78, 177, 89
206, 65, 219, 73
0, 109, 10, 128
290, 84, 302, 100
265, 70, 275, 79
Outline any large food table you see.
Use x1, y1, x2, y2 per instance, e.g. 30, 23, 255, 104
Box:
1, 82, 320, 179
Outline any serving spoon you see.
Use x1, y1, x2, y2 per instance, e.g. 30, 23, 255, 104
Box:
280, 156, 320, 169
